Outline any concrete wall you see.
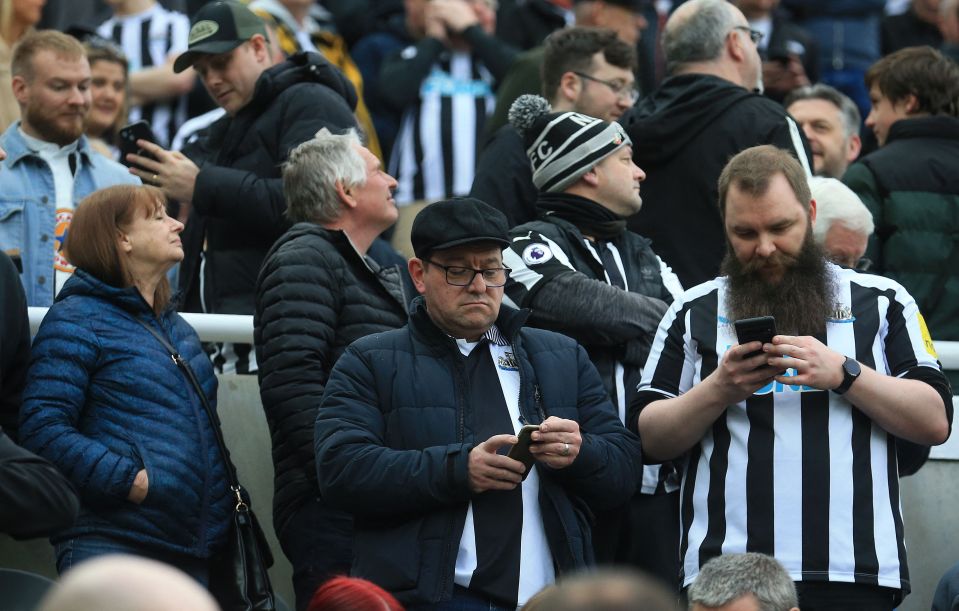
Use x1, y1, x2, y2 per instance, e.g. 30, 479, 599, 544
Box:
2, 374, 956, 609
899, 460, 959, 610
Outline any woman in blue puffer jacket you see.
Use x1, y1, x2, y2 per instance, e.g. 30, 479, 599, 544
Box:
19, 184, 234, 581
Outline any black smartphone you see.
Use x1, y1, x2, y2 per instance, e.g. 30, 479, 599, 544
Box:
118, 120, 158, 170
734, 316, 777, 359
506, 424, 540, 481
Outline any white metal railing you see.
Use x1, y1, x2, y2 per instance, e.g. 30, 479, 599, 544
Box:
25, 308, 959, 460
27, 307, 959, 368
28, 307, 253, 344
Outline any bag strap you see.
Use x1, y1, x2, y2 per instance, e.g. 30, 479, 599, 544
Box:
131, 315, 244, 499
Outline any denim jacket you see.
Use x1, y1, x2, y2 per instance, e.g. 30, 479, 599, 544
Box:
0, 122, 139, 306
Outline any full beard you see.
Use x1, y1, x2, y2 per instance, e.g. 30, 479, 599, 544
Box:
24, 106, 86, 146
721, 228, 835, 337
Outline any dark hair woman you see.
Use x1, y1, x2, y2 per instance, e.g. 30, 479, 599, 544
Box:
84, 39, 129, 160
19, 184, 233, 582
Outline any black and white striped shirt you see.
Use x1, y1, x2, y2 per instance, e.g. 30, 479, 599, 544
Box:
636, 264, 947, 592
390, 50, 495, 205
98, 4, 191, 147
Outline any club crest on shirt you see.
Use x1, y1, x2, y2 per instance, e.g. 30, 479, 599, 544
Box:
497, 351, 518, 371
522, 243, 553, 266
828, 303, 854, 322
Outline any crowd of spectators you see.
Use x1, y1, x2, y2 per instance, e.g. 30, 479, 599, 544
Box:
1, 0, 958, 609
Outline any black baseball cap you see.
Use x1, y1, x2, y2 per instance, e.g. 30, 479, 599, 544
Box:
411, 198, 510, 259
173, 1, 267, 73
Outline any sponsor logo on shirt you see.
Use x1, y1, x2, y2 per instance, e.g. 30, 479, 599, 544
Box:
522, 243, 553, 266
917, 313, 938, 358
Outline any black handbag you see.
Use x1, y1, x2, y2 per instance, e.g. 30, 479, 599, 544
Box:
134, 317, 276, 611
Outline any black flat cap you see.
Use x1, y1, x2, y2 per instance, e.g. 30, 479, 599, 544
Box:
411, 198, 510, 259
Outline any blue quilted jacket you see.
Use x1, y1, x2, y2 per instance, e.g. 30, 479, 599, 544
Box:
20, 269, 233, 557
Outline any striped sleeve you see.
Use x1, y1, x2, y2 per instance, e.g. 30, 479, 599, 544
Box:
858, 275, 943, 374
628, 283, 719, 433
503, 229, 578, 308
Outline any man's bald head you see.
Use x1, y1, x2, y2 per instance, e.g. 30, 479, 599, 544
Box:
39, 555, 220, 611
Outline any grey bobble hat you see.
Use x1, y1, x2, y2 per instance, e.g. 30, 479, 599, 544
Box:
508, 94, 631, 193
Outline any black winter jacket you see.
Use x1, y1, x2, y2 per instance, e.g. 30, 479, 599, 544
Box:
0, 431, 79, 539
315, 300, 641, 605
620, 74, 811, 288
0, 251, 28, 441
470, 125, 538, 227
505, 204, 678, 396
254, 223, 409, 534
184, 52, 358, 315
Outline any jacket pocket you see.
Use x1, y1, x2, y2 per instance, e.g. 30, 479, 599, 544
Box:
131, 439, 169, 508
0, 199, 26, 255
353, 518, 422, 591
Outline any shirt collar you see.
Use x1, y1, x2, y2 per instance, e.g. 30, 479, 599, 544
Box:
447, 324, 510, 347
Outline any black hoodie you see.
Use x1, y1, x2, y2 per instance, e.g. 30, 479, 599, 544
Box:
620, 74, 811, 288
183, 51, 358, 315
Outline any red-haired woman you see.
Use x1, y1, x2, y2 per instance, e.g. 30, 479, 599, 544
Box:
308, 576, 405, 611
19, 184, 234, 582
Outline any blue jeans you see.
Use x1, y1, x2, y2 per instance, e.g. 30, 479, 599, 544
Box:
54, 534, 210, 585
407, 586, 515, 611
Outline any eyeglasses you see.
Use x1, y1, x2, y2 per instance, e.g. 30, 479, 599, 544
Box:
827, 254, 872, 271
572, 72, 640, 103
425, 260, 511, 287
731, 25, 764, 45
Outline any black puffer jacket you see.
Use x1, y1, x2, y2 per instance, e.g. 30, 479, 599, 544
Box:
315, 300, 641, 605
185, 52, 358, 315
254, 223, 409, 534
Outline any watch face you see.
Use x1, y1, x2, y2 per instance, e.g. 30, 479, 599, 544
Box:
844, 358, 861, 377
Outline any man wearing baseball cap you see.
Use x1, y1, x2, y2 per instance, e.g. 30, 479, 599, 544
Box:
315, 197, 640, 609
123, 1, 359, 375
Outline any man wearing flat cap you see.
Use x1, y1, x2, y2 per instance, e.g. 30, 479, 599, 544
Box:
124, 0, 358, 373
315, 197, 641, 609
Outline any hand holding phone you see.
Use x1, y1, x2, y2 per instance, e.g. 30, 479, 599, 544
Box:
506, 424, 540, 481
734, 316, 777, 359
119, 120, 159, 171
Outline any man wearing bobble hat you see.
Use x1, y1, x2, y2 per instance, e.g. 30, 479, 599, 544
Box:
503, 94, 683, 587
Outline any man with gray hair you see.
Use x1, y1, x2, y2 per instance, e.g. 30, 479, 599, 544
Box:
688, 553, 799, 611
253, 128, 409, 609
808, 176, 874, 270
785, 84, 863, 179
621, 0, 811, 289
